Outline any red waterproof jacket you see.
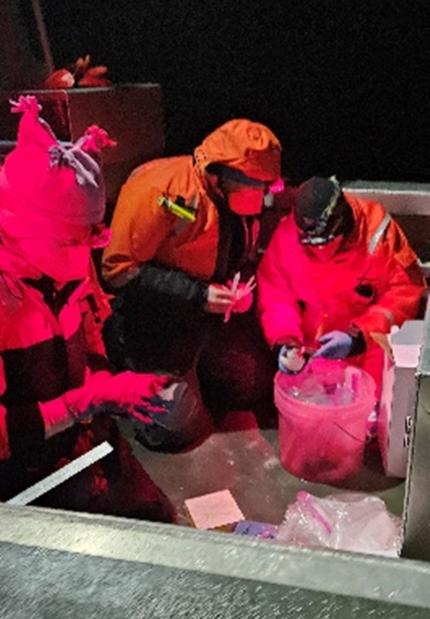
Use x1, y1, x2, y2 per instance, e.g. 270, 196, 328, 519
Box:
0, 249, 111, 461
258, 195, 426, 352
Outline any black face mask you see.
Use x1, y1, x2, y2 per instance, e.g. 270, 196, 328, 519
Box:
298, 213, 344, 245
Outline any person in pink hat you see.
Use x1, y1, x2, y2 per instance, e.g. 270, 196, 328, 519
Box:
0, 95, 175, 520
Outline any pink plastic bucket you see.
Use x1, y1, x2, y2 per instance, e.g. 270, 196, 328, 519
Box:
274, 359, 375, 484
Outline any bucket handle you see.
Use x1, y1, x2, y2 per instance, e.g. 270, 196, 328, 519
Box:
333, 422, 367, 444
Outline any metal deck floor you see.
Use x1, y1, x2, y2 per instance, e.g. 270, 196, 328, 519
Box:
121, 406, 405, 529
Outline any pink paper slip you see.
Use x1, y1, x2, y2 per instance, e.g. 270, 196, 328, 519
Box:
185, 490, 245, 530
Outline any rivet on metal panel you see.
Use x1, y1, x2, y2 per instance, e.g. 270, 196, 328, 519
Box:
405, 416, 414, 434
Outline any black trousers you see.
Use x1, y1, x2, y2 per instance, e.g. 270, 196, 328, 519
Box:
197, 311, 276, 411
104, 289, 276, 444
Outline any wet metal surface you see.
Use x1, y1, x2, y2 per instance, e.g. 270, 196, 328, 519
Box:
121, 409, 405, 530
0, 541, 427, 618
1, 506, 430, 617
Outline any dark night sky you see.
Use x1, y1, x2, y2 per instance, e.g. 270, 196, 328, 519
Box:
25, 0, 430, 183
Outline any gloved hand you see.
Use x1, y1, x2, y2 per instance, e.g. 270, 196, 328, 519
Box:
228, 279, 255, 313
40, 371, 170, 438
224, 275, 256, 322
278, 344, 307, 374
133, 376, 209, 452
313, 331, 354, 359
65, 371, 170, 416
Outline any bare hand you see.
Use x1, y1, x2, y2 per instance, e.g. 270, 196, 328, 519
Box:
204, 284, 236, 314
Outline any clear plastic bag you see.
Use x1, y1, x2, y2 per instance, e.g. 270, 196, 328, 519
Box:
281, 360, 362, 407
276, 491, 401, 557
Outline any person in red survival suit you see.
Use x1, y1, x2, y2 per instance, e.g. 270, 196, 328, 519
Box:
258, 176, 426, 403
0, 96, 175, 520
102, 119, 283, 430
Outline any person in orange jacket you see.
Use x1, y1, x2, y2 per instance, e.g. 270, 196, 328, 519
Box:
258, 176, 426, 404
102, 119, 281, 436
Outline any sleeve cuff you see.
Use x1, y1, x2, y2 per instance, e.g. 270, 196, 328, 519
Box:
196, 280, 209, 310
348, 329, 366, 356
38, 396, 75, 439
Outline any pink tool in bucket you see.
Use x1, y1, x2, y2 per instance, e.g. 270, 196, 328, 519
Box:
274, 358, 375, 484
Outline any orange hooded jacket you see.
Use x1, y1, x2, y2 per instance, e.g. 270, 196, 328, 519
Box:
102, 119, 281, 287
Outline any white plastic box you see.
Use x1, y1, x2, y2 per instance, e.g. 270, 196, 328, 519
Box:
378, 320, 424, 478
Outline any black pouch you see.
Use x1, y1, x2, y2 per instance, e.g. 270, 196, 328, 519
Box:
134, 370, 213, 453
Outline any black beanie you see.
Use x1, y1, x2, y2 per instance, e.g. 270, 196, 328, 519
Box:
294, 176, 341, 229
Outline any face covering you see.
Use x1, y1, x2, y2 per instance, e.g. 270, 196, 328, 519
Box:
304, 234, 344, 261
1, 215, 110, 283
17, 238, 92, 282
228, 188, 265, 215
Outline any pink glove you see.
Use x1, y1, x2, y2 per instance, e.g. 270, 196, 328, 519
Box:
230, 281, 254, 313
224, 275, 256, 323
40, 371, 170, 438
72, 370, 169, 407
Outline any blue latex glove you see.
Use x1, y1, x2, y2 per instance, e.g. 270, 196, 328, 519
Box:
234, 521, 278, 539
313, 330, 353, 359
